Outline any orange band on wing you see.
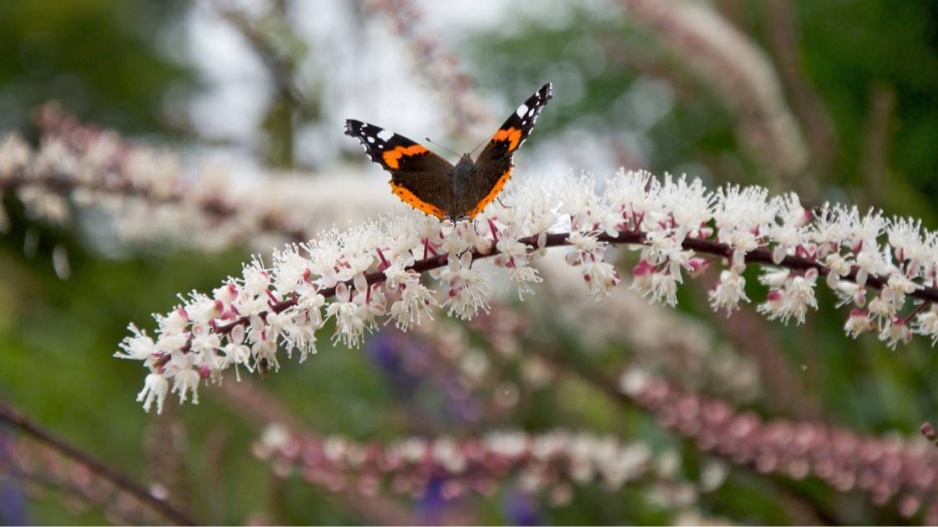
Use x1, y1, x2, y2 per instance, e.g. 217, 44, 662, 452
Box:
491, 127, 522, 151
390, 182, 447, 219
382, 145, 428, 169
466, 167, 512, 220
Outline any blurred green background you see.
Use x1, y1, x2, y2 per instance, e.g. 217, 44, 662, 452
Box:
1, 0, 938, 524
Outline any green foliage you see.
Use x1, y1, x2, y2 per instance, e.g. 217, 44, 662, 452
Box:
0, 0, 193, 136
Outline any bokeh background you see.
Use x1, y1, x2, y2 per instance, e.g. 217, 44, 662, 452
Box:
1, 0, 938, 524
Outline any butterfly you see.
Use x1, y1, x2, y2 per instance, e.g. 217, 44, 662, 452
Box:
345, 83, 552, 220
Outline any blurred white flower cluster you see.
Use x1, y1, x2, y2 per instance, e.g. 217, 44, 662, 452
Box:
0, 116, 395, 253
253, 424, 715, 508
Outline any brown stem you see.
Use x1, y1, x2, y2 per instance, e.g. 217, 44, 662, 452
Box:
764, 0, 839, 188
0, 397, 197, 525
862, 84, 896, 208
210, 229, 938, 345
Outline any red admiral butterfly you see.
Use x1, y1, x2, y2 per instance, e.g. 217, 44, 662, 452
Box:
345, 83, 553, 220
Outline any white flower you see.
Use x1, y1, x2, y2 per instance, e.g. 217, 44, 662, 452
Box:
914, 305, 938, 345
556, 173, 602, 232
272, 245, 311, 294
712, 185, 774, 254
851, 209, 886, 248
757, 269, 818, 324
823, 253, 853, 288
243, 259, 271, 297
582, 261, 620, 301
304, 230, 345, 288
618, 368, 652, 396
186, 294, 221, 325
657, 175, 712, 237
759, 269, 790, 289
155, 309, 190, 352
709, 270, 750, 315
223, 324, 253, 379
564, 231, 620, 299
172, 365, 202, 406
278, 288, 325, 361
856, 246, 894, 287
494, 237, 542, 298
0, 134, 31, 176
866, 274, 918, 324
844, 309, 874, 338
253, 338, 279, 373
630, 253, 681, 306
326, 282, 370, 347
281, 315, 320, 361
879, 318, 912, 349
604, 169, 654, 231
767, 192, 810, 262
136, 373, 169, 414
115, 324, 158, 361
494, 237, 530, 267
388, 275, 436, 330
438, 219, 481, 257
867, 295, 895, 323
887, 218, 926, 273
565, 231, 603, 264
642, 228, 690, 268
440, 252, 490, 320
881, 273, 920, 305
189, 321, 220, 354
832, 280, 867, 308
504, 177, 560, 234
808, 203, 851, 250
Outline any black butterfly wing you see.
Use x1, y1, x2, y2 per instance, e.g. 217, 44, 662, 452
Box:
345, 119, 455, 219
459, 83, 553, 219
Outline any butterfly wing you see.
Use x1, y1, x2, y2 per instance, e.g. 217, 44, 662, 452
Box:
345, 119, 455, 219
459, 83, 553, 219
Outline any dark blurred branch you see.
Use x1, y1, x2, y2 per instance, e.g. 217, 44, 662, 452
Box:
764, 0, 838, 187
862, 84, 896, 208
0, 396, 197, 525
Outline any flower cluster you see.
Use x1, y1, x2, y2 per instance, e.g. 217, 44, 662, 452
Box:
0, 108, 393, 252
620, 368, 938, 523
115, 169, 938, 413
253, 424, 715, 511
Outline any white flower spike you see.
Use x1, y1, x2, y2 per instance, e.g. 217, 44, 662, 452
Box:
114, 170, 938, 412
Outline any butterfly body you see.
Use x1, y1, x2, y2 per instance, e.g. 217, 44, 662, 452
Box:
345, 83, 553, 220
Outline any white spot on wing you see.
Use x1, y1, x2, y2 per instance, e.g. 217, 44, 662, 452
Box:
377, 129, 394, 142
515, 103, 529, 118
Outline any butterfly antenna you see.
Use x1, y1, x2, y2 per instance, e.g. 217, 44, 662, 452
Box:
424, 137, 460, 157
425, 135, 491, 157
470, 136, 489, 156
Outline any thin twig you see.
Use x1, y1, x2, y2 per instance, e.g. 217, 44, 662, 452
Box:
0, 397, 197, 525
